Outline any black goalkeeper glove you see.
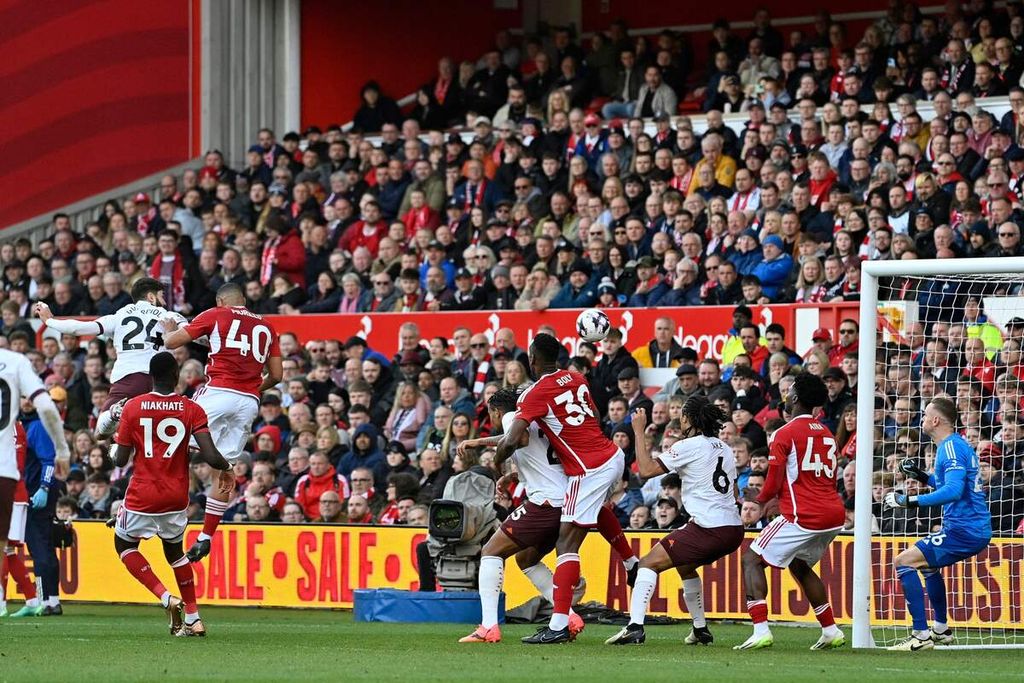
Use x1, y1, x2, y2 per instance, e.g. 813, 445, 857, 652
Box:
899, 458, 930, 485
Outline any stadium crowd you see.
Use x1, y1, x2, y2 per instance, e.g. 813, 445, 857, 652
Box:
5, 2, 1024, 538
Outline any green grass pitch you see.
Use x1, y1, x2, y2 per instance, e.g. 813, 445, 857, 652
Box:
0, 605, 1020, 682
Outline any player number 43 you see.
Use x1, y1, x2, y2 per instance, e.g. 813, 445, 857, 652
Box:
801, 437, 837, 478
554, 385, 595, 426
140, 417, 186, 459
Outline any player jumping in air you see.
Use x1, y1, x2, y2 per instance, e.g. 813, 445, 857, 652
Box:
884, 396, 992, 651
456, 387, 585, 643
495, 333, 636, 645
606, 397, 744, 646
735, 373, 846, 651
35, 278, 187, 439
112, 352, 230, 636
161, 282, 282, 562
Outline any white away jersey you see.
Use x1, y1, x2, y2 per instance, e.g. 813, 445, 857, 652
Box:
0, 349, 47, 480
96, 303, 187, 382
657, 435, 741, 528
502, 412, 567, 506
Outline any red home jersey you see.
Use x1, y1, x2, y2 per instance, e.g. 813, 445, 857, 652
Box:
184, 306, 279, 398
114, 392, 210, 514
514, 370, 618, 476
13, 422, 27, 503
760, 414, 845, 531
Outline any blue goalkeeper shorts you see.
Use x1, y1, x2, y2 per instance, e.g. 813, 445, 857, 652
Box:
915, 527, 991, 568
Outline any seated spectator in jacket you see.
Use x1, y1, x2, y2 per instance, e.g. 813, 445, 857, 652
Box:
750, 234, 792, 300
550, 260, 597, 308
632, 316, 685, 369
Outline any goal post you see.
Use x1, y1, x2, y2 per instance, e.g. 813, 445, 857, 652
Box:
853, 256, 1024, 649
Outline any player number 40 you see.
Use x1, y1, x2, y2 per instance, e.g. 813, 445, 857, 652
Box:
224, 320, 272, 363
140, 417, 186, 459
801, 437, 837, 478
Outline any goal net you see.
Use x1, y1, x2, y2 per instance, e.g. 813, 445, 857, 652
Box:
852, 258, 1024, 649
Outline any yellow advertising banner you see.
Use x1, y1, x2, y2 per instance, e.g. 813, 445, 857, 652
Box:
10, 522, 1023, 628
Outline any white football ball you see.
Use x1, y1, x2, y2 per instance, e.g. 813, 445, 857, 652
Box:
576, 308, 611, 343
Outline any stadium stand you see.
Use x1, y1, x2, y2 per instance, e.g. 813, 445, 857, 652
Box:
5, 3, 1024, 543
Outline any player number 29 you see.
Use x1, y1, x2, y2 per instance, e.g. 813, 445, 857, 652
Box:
554, 385, 595, 427
800, 436, 837, 478
225, 320, 272, 363
139, 417, 186, 459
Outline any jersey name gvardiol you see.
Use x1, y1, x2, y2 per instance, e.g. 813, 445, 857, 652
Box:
95, 303, 187, 383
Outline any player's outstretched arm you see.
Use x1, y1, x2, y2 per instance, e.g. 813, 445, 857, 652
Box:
888, 467, 966, 509
494, 418, 528, 467
631, 408, 666, 479
195, 432, 231, 471
161, 324, 193, 350
33, 303, 101, 336
31, 392, 70, 474
259, 355, 284, 393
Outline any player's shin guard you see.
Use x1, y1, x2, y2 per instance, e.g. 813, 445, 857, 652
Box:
3, 548, 37, 603
170, 556, 198, 619
597, 505, 637, 569
682, 577, 705, 628
630, 567, 658, 626
120, 549, 169, 603
922, 568, 948, 631
550, 553, 580, 631
478, 556, 504, 629
896, 565, 929, 634
198, 497, 229, 541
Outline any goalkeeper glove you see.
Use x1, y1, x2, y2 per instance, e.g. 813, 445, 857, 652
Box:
899, 458, 930, 485
883, 490, 918, 509
30, 487, 48, 510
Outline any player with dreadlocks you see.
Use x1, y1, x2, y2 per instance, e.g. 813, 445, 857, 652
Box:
606, 395, 744, 646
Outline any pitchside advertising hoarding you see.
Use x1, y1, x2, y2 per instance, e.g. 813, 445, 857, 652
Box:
11, 522, 1021, 628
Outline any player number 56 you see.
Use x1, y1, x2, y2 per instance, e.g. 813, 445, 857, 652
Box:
140, 417, 186, 459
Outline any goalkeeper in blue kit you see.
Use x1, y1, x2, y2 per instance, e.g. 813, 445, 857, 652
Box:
884, 397, 992, 651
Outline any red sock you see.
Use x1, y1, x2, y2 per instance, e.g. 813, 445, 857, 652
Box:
120, 549, 168, 601
814, 603, 836, 628
4, 551, 35, 599
747, 599, 768, 624
171, 556, 197, 614
596, 505, 635, 562
552, 554, 581, 617
201, 498, 229, 538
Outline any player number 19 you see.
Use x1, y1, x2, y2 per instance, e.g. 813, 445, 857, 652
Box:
139, 417, 186, 459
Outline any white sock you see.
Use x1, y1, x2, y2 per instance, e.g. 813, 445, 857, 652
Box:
160, 591, 171, 608
184, 610, 200, 624
46, 595, 59, 607
933, 621, 947, 633
623, 556, 638, 571
913, 629, 931, 640
26, 597, 40, 608
682, 577, 705, 628
95, 410, 118, 438
549, 612, 569, 630
478, 556, 504, 629
630, 567, 658, 626
753, 621, 771, 638
522, 562, 554, 603
823, 624, 841, 637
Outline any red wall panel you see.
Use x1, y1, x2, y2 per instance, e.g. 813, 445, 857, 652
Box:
300, 0, 522, 129
0, 0, 197, 229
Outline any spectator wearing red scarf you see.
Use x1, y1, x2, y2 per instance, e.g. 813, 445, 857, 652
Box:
808, 153, 837, 206
150, 229, 191, 314
260, 214, 306, 290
